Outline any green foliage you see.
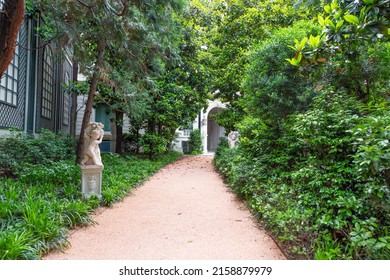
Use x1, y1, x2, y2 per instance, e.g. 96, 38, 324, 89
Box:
214, 90, 390, 259
122, 132, 141, 154
188, 129, 202, 154
0, 129, 74, 176
349, 101, 390, 229
202, 0, 307, 102
187, 0, 311, 130
321, 0, 390, 43
287, 1, 390, 101
242, 21, 322, 124
28, 0, 187, 162
0, 151, 181, 259
140, 132, 170, 159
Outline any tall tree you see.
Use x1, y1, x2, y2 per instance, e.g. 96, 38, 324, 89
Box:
93, 2, 210, 157
287, 0, 390, 101
189, 0, 309, 130
29, 0, 185, 163
0, 0, 25, 77
203, 0, 305, 102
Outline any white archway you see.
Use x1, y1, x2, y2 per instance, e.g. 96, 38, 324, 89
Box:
207, 107, 225, 152
200, 100, 226, 154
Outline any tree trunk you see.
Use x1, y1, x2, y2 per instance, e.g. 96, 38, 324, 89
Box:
76, 38, 106, 164
0, 0, 25, 77
115, 110, 124, 154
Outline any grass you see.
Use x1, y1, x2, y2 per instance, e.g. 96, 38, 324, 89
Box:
0, 152, 181, 259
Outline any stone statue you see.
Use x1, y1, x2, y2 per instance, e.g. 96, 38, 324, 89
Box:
81, 122, 104, 166
227, 131, 240, 148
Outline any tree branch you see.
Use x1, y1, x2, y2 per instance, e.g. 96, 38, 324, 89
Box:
0, 0, 26, 77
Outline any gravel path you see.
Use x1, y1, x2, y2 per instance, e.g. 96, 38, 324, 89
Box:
44, 155, 285, 260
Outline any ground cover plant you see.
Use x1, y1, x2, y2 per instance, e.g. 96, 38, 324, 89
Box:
0, 131, 180, 259
0, 129, 74, 176
211, 0, 389, 260
214, 92, 390, 260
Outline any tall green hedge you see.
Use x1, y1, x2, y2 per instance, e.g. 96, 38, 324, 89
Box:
214, 92, 390, 260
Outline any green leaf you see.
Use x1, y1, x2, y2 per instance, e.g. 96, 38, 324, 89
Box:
374, 242, 387, 250
309, 35, 321, 48
360, 6, 367, 18
318, 15, 325, 26
286, 52, 302, 66
331, 1, 338, 11
327, 18, 336, 29
336, 20, 344, 31
344, 15, 360, 25
355, 222, 361, 231
362, 0, 374, 4
324, 5, 332, 13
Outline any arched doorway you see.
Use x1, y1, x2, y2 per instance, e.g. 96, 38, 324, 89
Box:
207, 107, 225, 152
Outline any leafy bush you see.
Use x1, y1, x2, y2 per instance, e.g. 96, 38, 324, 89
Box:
139, 132, 170, 159
188, 129, 202, 154
0, 129, 74, 176
0, 151, 181, 259
214, 90, 390, 260
122, 131, 141, 154
242, 21, 322, 124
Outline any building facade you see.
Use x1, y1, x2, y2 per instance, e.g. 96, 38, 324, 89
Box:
174, 99, 226, 154
0, 15, 73, 136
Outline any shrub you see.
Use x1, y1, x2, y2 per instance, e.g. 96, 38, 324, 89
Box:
139, 132, 170, 159
214, 90, 390, 260
0, 151, 181, 259
242, 21, 322, 124
0, 129, 74, 176
188, 129, 202, 154
122, 131, 141, 154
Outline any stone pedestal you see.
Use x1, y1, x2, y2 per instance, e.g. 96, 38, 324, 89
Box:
81, 165, 103, 199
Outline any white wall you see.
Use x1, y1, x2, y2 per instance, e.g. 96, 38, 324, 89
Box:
201, 99, 226, 153
173, 99, 227, 154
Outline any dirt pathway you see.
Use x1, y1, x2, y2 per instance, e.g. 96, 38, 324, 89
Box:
44, 155, 285, 260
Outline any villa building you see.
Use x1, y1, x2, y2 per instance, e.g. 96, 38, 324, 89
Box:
0, 15, 73, 137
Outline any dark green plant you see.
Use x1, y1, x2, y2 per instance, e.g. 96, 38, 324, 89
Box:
188, 129, 202, 154
0, 129, 74, 176
0, 151, 181, 259
242, 21, 322, 125
214, 90, 390, 260
139, 132, 170, 159
287, 1, 390, 102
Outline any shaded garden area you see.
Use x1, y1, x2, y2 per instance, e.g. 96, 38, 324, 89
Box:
0, 0, 389, 260
0, 131, 180, 259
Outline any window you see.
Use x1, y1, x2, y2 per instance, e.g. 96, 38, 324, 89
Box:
95, 104, 111, 131
41, 47, 54, 119
63, 72, 70, 125
0, 35, 19, 106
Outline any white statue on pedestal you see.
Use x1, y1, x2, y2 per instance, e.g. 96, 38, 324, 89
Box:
81, 122, 104, 166
80, 122, 104, 199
